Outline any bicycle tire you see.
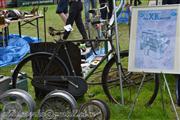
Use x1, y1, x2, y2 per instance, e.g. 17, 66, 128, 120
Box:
12, 52, 70, 98
39, 90, 78, 120
145, 74, 159, 107
90, 99, 110, 120
78, 99, 110, 120
102, 56, 159, 105
0, 89, 36, 120
176, 76, 180, 106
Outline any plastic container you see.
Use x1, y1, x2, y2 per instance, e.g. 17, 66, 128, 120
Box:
0, 75, 11, 95
9, 73, 28, 91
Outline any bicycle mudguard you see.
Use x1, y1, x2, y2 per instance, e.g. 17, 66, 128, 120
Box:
30, 42, 82, 76
32, 76, 88, 98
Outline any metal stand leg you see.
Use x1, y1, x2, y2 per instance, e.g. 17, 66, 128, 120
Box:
2, 28, 5, 47
18, 21, 21, 37
5, 27, 8, 46
128, 73, 146, 119
160, 79, 166, 115
36, 19, 40, 40
156, 0, 158, 5
162, 74, 179, 120
113, 0, 124, 105
43, 7, 48, 42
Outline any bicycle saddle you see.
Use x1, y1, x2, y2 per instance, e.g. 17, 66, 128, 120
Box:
48, 27, 64, 36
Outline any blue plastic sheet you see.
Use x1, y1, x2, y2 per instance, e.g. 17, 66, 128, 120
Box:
9, 34, 41, 43
0, 34, 41, 67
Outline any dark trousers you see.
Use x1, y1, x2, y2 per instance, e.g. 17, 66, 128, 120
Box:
130, 0, 141, 6
99, 0, 113, 19
162, 0, 180, 4
63, 1, 88, 40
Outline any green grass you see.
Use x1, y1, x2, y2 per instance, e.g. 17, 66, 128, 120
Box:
1, 1, 180, 120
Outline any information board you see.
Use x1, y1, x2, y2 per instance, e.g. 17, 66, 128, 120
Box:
128, 5, 180, 74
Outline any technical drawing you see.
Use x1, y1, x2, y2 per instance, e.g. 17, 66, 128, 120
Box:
128, 7, 180, 73
140, 30, 170, 59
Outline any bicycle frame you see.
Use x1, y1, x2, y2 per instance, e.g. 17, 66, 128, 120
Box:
48, 0, 126, 103
11, 0, 160, 106
44, 38, 117, 80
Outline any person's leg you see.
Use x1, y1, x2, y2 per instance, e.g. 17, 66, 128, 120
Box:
75, 1, 88, 39
99, 0, 108, 19
176, 0, 180, 4
130, 0, 133, 5
56, 0, 68, 24
137, 0, 142, 5
91, 0, 97, 17
65, 13, 68, 18
91, 0, 97, 9
84, 0, 90, 26
63, 2, 77, 40
134, 0, 137, 6
108, 0, 113, 19
59, 13, 68, 24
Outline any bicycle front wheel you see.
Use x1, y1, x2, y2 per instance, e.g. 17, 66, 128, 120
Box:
12, 52, 70, 98
102, 56, 159, 105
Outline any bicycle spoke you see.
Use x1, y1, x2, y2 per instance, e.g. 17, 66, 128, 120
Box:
94, 111, 101, 119
102, 56, 159, 104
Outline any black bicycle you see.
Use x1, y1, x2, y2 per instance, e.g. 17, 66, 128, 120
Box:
11, 25, 159, 106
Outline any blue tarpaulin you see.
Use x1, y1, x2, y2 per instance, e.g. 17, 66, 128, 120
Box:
0, 34, 41, 67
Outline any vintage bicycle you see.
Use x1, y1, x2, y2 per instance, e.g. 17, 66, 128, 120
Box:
11, 27, 159, 106
11, 0, 159, 105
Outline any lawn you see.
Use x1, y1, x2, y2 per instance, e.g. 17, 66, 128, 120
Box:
0, 1, 180, 120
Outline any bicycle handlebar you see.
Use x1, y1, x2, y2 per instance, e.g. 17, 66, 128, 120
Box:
115, 0, 125, 12
108, 0, 125, 26
88, 3, 109, 14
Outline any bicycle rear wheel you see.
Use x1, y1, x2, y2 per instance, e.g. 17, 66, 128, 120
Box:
176, 76, 180, 106
12, 52, 70, 99
102, 55, 159, 105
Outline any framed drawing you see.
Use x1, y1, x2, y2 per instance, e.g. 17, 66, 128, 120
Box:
128, 5, 180, 74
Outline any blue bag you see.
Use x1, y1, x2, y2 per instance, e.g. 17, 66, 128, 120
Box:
117, 4, 130, 24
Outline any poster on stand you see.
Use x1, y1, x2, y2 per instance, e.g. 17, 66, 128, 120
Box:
128, 5, 180, 74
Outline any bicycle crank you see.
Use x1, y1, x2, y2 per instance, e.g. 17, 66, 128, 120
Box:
32, 76, 88, 98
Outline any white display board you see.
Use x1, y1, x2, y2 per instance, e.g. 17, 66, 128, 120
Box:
128, 5, 180, 74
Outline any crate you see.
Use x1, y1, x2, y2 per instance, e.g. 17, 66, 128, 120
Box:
9, 74, 28, 92
0, 75, 11, 95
